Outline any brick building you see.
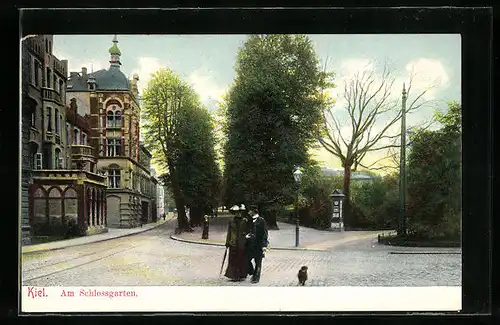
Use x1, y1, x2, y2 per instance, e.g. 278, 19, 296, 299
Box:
66, 35, 158, 228
21, 35, 108, 244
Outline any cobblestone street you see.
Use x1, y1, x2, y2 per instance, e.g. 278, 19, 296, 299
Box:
22, 220, 461, 287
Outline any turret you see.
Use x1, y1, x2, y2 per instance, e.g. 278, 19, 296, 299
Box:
109, 35, 122, 68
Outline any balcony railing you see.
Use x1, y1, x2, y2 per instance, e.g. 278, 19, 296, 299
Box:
70, 145, 94, 158
32, 169, 106, 185
52, 56, 67, 77
29, 127, 40, 143
41, 87, 62, 104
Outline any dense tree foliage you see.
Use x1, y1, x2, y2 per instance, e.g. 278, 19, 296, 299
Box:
142, 68, 220, 233
176, 104, 221, 226
223, 34, 333, 229
296, 162, 343, 229
350, 172, 399, 229
406, 101, 461, 239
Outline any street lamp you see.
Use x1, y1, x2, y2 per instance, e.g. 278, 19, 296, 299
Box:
293, 167, 303, 247
399, 83, 408, 237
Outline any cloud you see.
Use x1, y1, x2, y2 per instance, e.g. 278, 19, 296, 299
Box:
403, 58, 450, 100
53, 50, 108, 76
187, 67, 228, 109
131, 57, 164, 96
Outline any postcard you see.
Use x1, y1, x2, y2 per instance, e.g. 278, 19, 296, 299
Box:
20, 31, 462, 313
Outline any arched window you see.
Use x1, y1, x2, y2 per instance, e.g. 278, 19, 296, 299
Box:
96, 190, 100, 226
55, 108, 60, 134
115, 110, 122, 127
86, 188, 91, 227
33, 187, 47, 226
48, 187, 63, 226
106, 104, 122, 128
59, 79, 64, 97
66, 123, 71, 145
64, 187, 78, 223
55, 149, 61, 169
74, 128, 80, 145
107, 110, 115, 128
46, 107, 52, 132
91, 189, 96, 227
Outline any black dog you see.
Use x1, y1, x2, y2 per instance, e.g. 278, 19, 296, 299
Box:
297, 266, 308, 286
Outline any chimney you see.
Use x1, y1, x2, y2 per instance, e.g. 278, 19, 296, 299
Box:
70, 98, 77, 111
82, 67, 87, 79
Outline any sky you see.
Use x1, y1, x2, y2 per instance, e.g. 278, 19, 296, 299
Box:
52, 34, 461, 173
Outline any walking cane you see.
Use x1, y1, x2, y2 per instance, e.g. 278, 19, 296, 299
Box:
219, 247, 228, 277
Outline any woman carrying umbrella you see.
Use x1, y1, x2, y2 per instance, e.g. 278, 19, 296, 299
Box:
224, 204, 249, 281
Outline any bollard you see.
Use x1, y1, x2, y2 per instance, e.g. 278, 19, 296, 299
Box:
202, 216, 209, 239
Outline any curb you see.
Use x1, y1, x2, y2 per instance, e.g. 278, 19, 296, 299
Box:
22, 219, 171, 255
169, 235, 328, 252
389, 251, 461, 255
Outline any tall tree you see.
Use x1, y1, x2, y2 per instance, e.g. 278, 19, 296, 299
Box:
406, 101, 462, 239
319, 63, 435, 228
176, 104, 222, 226
223, 34, 333, 229
141, 68, 200, 233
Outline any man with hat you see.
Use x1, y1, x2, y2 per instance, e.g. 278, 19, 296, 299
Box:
245, 205, 269, 283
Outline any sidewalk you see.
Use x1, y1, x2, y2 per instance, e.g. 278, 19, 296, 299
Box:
22, 217, 173, 255
171, 216, 381, 251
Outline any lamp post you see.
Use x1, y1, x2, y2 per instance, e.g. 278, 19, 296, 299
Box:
293, 168, 303, 247
399, 83, 408, 237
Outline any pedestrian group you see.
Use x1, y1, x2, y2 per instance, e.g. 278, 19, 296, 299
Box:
223, 204, 268, 284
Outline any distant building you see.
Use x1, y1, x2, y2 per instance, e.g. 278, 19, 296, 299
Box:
21, 35, 107, 244
66, 35, 157, 228
320, 167, 377, 181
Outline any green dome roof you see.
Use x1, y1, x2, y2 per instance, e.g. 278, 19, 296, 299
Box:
108, 35, 121, 55
109, 43, 121, 55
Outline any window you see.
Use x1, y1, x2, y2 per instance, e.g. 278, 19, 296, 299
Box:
53, 77, 57, 92
55, 109, 60, 134
59, 80, 64, 98
115, 110, 122, 127
55, 149, 61, 169
73, 128, 80, 145
30, 107, 36, 128
108, 169, 121, 188
66, 123, 71, 145
106, 138, 122, 157
82, 133, 87, 145
46, 107, 52, 132
46, 68, 51, 88
34, 61, 40, 87
106, 107, 122, 128
59, 115, 63, 137
34, 153, 43, 170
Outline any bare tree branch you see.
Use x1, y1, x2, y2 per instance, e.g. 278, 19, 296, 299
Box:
320, 61, 441, 175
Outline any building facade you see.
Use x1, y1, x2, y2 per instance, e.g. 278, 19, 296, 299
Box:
66, 36, 158, 228
21, 35, 108, 243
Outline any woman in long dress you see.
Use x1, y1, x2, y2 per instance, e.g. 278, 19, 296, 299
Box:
224, 205, 248, 281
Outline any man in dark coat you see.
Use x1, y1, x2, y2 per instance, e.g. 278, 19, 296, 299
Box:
245, 205, 269, 284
